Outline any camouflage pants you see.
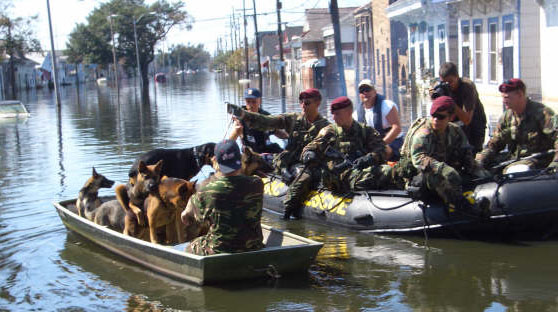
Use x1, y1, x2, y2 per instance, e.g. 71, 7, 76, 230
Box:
424, 165, 463, 205
187, 234, 218, 256
283, 165, 321, 217
323, 164, 394, 193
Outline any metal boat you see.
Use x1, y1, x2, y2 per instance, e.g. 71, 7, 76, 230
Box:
0, 100, 30, 118
54, 197, 323, 285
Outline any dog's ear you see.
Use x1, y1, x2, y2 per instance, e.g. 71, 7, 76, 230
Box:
153, 160, 164, 175
138, 161, 147, 174
92, 167, 99, 177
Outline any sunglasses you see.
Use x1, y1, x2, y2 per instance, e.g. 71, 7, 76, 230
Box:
301, 99, 313, 106
359, 86, 373, 94
431, 112, 449, 120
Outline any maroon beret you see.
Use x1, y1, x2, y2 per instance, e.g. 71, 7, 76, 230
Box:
430, 96, 455, 115
299, 88, 321, 101
330, 96, 352, 113
499, 78, 526, 93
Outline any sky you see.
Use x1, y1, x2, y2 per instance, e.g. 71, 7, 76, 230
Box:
11, 0, 368, 54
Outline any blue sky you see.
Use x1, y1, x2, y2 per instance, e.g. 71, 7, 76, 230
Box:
13, 0, 368, 53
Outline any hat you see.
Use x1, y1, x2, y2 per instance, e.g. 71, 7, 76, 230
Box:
244, 88, 261, 99
214, 139, 242, 174
430, 96, 455, 115
498, 78, 526, 93
330, 96, 352, 113
299, 88, 321, 101
358, 79, 374, 89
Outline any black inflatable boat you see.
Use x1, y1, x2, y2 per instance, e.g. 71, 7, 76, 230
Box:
262, 169, 558, 239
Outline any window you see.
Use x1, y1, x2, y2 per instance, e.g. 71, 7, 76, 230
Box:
488, 19, 498, 82
504, 21, 513, 42
343, 53, 354, 69
473, 20, 483, 80
325, 35, 334, 51
438, 24, 446, 65
461, 21, 471, 78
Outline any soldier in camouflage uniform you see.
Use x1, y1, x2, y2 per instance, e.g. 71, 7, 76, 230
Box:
395, 96, 479, 211
302, 96, 392, 195
477, 78, 558, 173
181, 139, 264, 256
227, 88, 330, 219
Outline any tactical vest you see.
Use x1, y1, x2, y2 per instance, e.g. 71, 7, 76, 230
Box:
276, 115, 329, 169
395, 117, 428, 179
332, 122, 369, 161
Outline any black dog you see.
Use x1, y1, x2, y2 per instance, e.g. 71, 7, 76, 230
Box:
128, 142, 216, 182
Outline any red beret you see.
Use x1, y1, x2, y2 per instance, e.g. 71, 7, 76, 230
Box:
430, 96, 455, 115
299, 88, 321, 101
499, 78, 526, 93
330, 96, 352, 112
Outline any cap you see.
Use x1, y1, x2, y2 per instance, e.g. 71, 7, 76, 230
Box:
498, 78, 526, 93
299, 88, 321, 101
358, 79, 374, 89
214, 139, 242, 174
244, 88, 261, 99
430, 96, 455, 115
330, 96, 352, 113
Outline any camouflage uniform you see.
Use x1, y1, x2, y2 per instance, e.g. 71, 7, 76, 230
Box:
241, 111, 329, 218
396, 118, 475, 205
303, 121, 391, 194
477, 99, 558, 170
187, 175, 264, 256
242, 111, 330, 171
450, 78, 487, 153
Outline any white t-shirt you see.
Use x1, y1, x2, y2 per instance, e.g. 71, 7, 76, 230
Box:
352, 99, 404, 138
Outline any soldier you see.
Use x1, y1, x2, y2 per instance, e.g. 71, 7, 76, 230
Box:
396, 96, 480, 212
228, 88, 288, 153
438, 62, 487, 153
227, 88, 330, 219
477, 78, 558, 173
353, 79, 404, 161
302, 96, 392, 196
181, 139, 264, 255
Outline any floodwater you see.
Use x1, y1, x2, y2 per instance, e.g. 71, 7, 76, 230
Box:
1, 73, 558, 311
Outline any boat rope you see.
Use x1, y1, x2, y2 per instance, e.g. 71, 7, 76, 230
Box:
222, 102, 235, 140
420, 203, 429, 246
364, 192, 416, 211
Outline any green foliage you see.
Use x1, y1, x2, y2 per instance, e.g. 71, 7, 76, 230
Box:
168, 43, 210, 70
0, 4, 42, 61
66, 0, 192, 82
212, 49, 243, 72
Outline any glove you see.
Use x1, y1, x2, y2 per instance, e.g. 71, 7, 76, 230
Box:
226, 103, 245, 118
302, 151, 317, 164
352, 154, 375, 170
547, 160, 558, 172
333, 160, 352, 173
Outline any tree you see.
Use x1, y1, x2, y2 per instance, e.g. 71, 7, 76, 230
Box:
0, 3, 41, 99
66, 0, 192, 94
168, 43, 210, 71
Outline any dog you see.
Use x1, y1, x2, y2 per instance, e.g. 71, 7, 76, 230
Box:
76, 167, 115, 221
196, 145, 273, 190
115, 160, 163, 237
184, 145, 272, 241
144, 177, 196, 244
128, 142, 216, 185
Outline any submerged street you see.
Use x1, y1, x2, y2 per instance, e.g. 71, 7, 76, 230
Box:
1, 73, 558, 311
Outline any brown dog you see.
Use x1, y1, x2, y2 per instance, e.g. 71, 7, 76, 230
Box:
115, 160, 163, 237
144, 177, 196, 244
76, 167, 115, 221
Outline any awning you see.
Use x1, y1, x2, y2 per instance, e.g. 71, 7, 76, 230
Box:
302, 58, 326, 68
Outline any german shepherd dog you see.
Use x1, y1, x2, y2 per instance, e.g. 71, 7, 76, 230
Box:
76, 167, 115, 221
183, 145, 272, 241
115, 160, 164, 237
144, 177, 196, 244
128, 142, 216, 185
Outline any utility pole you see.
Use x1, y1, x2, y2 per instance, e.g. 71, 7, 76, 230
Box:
108, 14, 120, 98
230, 14, 235, 53
242, 0, 249, 79
252, 0, 262, 91
46, 0, 61, 107
329, 0, 347, 96
276, 0, 285, 90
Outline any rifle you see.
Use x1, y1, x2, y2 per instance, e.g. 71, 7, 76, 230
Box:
324, 146, 362, 173
491, 149, 556, 170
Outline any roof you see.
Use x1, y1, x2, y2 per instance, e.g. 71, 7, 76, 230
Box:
301, 7, 358, 42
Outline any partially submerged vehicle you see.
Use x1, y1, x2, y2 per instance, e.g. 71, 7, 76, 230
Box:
54, 196, 323, 285
0, 100, 30, 118
154, 73, 167, 83
262, 168, 558, 239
